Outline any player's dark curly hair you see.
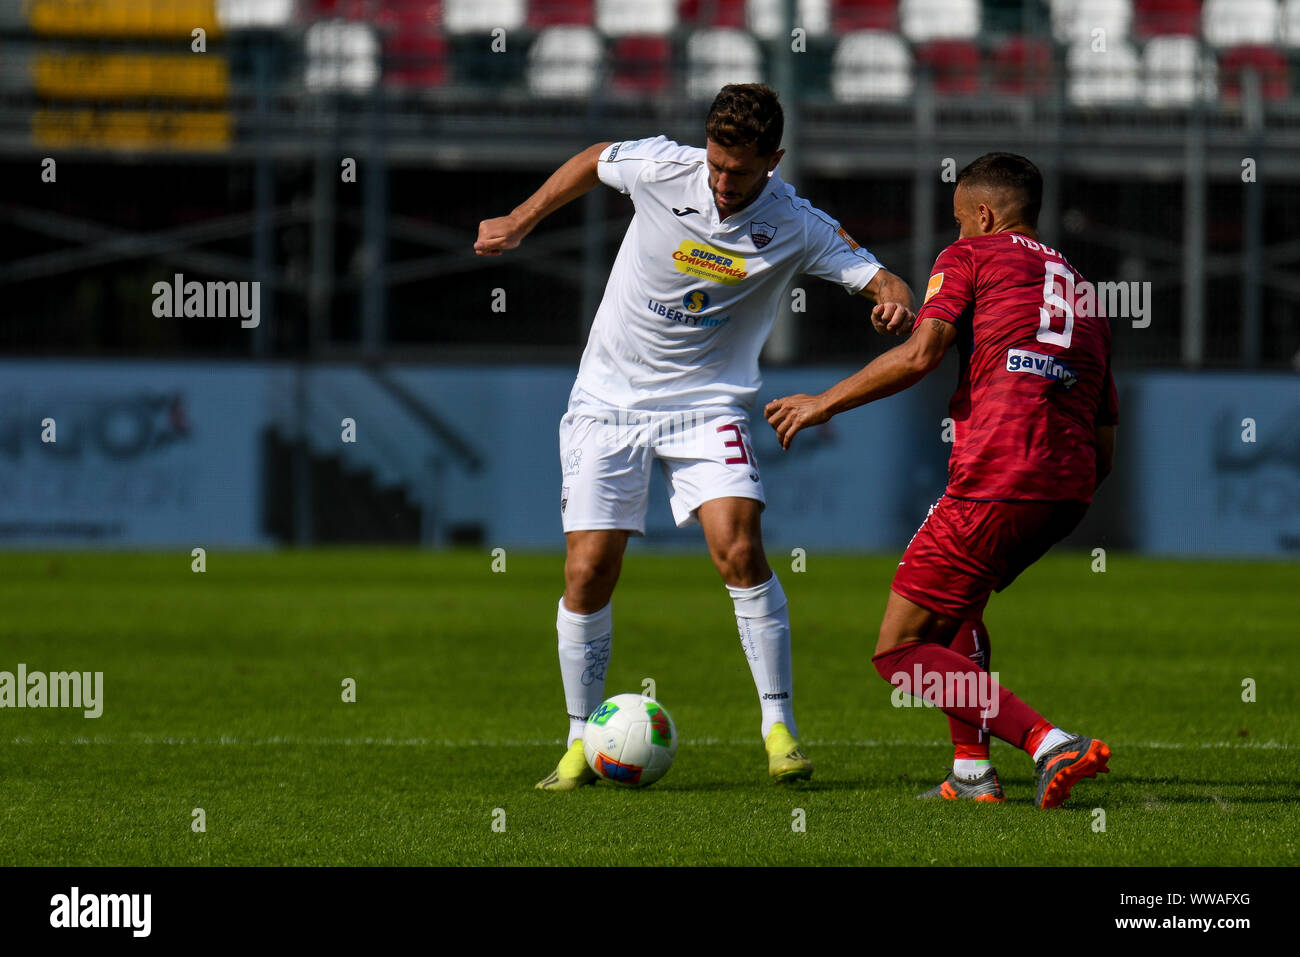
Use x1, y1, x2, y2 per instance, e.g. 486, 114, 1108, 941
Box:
957, 153, 1043, 227
705, 84, 784, 157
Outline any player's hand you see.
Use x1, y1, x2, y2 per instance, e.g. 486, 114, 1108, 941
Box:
764, 394, 831, 451
474, 214, 528, 256
871, 301, 914, 336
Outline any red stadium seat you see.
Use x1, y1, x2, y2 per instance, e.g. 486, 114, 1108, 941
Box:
387, 32, 450, 87
1133, 0, 1201, 38
1219, 45, 1290, 100
679, 0, 748, 28
914, 39, 981, 95
991, 34, 1053, 95
832, 0, 897, 31
372, 1, 447, 88
374, 0, 443, 28
610, 35, 673, 95
530, 0, 595, 27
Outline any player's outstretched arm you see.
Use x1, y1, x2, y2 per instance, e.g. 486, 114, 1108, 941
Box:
765, 317, 955, 450
474, 141, 614, 256
860, 269, 916, 336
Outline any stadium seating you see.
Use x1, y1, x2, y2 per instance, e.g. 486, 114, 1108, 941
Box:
306, 20, 381, 91
914, 38, 981, 94
1219, 44, 1290, 99
992, 34, 1053, 94
679, 0, 748, 28
686, 28, 764, 98
597, 0, 678, 35
831, 30, 913, 101
1133, 0, 1201, 38
1281, 0, 1300, 46
1143, 34, 1216, 106
529, 0, 596, 26
217, 0, 297, 27
282, 0, 1300, 109
1202, 0, 1279, 48
444, 0, 527, 33
1066, 36, 1141, 104
611, 35, 674, 94
831, 0, 897, 31
899, 0, 980, 42
527, 25, 605, 95
747, 0, 831, 39
1051, 0, 1134, 46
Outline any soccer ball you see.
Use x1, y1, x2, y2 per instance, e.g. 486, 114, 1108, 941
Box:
583, 693, 678, 787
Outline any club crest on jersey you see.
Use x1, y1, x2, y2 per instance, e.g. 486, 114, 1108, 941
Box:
750, 221, 777, 249
925, 272, 944, 304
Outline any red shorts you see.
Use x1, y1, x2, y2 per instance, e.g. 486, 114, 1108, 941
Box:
891, 496, 1089, 620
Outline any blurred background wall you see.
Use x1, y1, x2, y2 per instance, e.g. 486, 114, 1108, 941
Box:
0, 0, 1296, 555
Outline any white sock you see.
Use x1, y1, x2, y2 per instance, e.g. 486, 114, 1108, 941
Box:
953, 759, 992, 781
728, 574, 796, 740
1032, 728, 1073, 762
556, 598, 613, 747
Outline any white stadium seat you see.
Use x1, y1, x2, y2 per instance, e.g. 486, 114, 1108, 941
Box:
1284, 0, 1300, 46
900, 0, 981, 42
1051, 0, 1133, 46
747, 0, 831, 40
1202, 0, 1279, 48
596, 0, 678, 37
528, 26, 605, 97
686, 29, 764, 100
1143, 35, 1218, 107
831, 30, 913, 102
305, 21, 380, 92
443, 0, 527, 34
1067, 36, 1141, 105
217, 0, 295, 28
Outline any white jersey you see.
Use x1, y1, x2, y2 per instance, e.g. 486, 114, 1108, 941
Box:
572, 135, 884, 413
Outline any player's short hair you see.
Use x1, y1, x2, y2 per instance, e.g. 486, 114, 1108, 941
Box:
705, 84, 784, 157
957, 153, 1043, 227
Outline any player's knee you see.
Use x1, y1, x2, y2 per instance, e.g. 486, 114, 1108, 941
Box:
565, 552, 621, 594
712, 538, 768, 585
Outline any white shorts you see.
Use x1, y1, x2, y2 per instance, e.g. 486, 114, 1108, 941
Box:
558, 391, 766, 534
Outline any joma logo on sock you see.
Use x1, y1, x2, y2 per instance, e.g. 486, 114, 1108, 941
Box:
889, 665, 1000, 719
50, 887, 150, 937
152, 273, 260, 328
0, 664, 102, 718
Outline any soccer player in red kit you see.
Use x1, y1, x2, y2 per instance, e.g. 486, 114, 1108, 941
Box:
765, 153, 1116, 808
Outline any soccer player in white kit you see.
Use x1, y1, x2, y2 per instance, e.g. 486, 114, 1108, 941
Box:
475, 85, 915, 789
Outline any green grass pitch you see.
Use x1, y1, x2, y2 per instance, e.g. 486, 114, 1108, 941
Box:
0, 549, 1295, 866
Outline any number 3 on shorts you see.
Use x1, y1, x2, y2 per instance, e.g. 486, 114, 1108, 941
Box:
716, 423, 753, 466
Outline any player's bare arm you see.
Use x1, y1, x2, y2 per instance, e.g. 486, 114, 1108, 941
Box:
765, 317, 956, 450
860, 269, 917, 335
474, 141, 614, 256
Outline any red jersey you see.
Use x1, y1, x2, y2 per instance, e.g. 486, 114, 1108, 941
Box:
915, 231, 1119, 503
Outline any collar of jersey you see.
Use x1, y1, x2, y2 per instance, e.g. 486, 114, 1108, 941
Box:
703, 168, 784, 231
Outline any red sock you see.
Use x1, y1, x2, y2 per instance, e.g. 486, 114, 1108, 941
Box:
1023, 719, 1056, 757
873, 640, 1048, 752
946, 620, 990, 761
